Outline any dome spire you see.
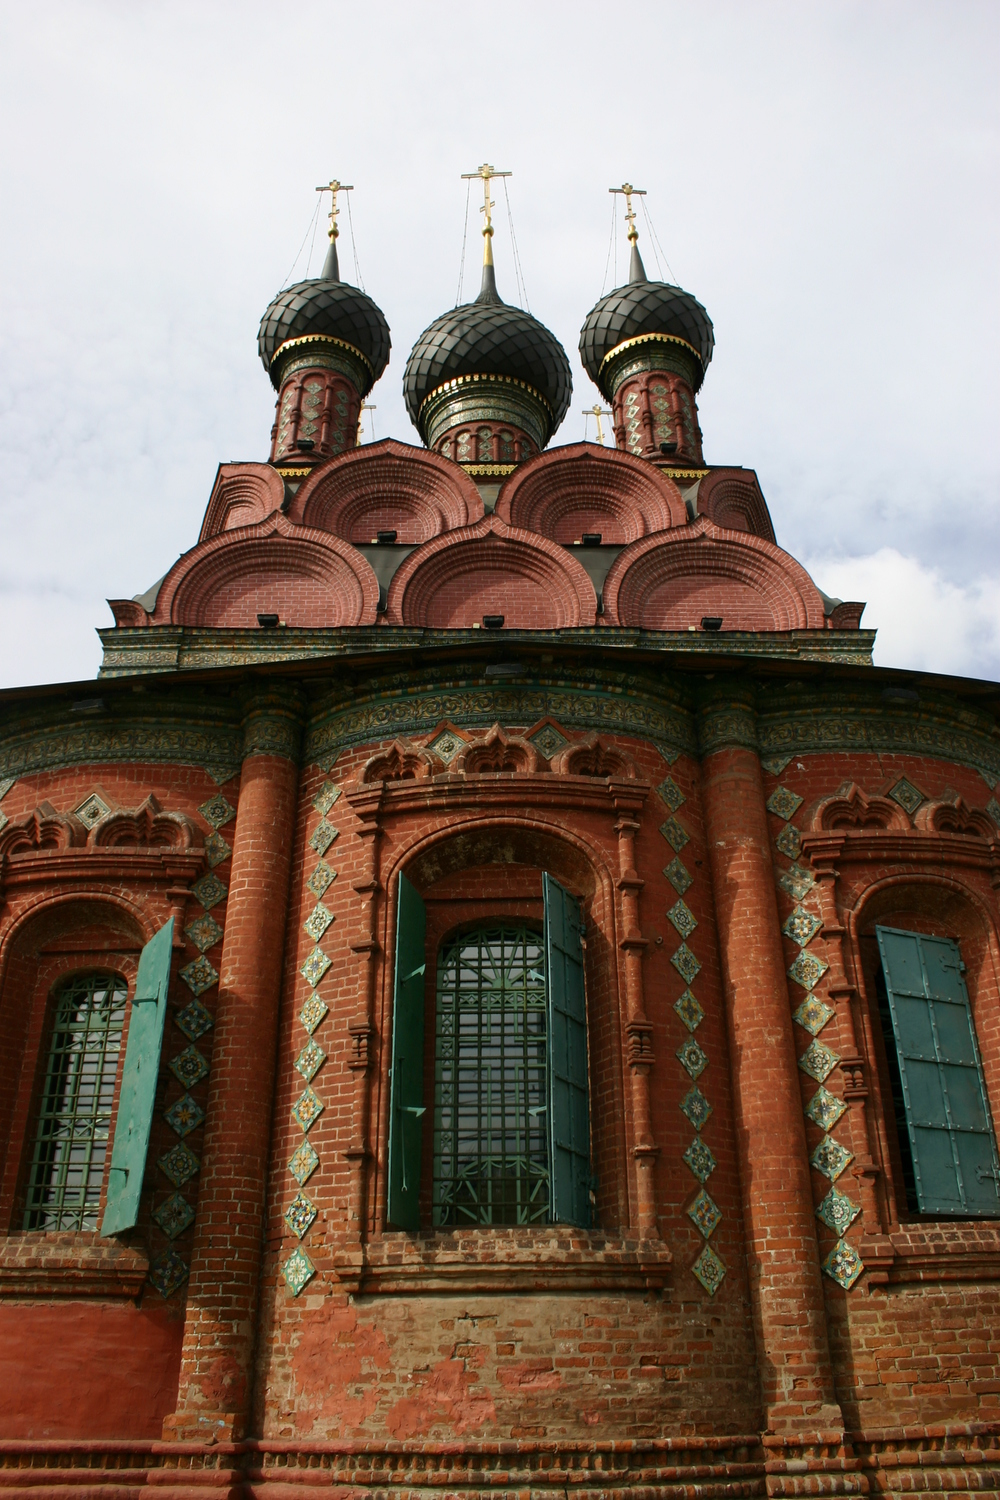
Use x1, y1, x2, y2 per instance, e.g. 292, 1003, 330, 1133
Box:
462, 162, 511, 305
610, 181, 648, 285
315, 177, 353, 282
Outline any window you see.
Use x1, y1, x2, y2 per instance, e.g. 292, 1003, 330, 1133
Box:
387, 871, 591, 1231
24, 972, 128, 1231
876, 925, 1000, 1217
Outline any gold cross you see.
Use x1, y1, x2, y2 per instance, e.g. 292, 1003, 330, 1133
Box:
582, 404, 613, 445
316, 178, 353, 242
461, 163, 512, 242
609, 181, 646, 245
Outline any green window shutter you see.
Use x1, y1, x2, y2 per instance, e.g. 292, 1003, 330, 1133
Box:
387, 872, 426, 1230
544, 872, 591, 1227
101, 918, 174, 1235
877, 925, 1000, 1216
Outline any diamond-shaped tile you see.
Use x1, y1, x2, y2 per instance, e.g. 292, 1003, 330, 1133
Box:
313, 782, 342, 816
767, 786, 804, 821
284, 1193, 318, 1239
306, 861, 337, 899
175, 997, 214, 1042
204, 832, 231, 869
986, 796, 1000, 829
299, 994, 329, 1035
761, 755, 792, 776
184, 913, 223, 953
783, 906, 822, 948
674, 989, 704, 1031
663, 857, 692, 895
684, 1136, 717, 1183
0, 775, 16, 802
805, 1086, 848, 1132
798, 1039, 840, 1083
777, 864, 815, 902
169, 1046, 210, 1089
148, 1248, 189, 1299
667, 899, 697, 938
295, 1038, 326, 1083
676, 1036, 708, 1079
309, 820, 339, 856
304, 903, 334, 942
192, 872, 227, 910
687, 1188, 722, 1239
692, 1243, 726, 1295
794, 995, 835, 1036
671, 943, 701, 984
428, 728, 466, 763
198, 794, 236, 830
180, 955, 218, 996
822, 1238, 864, 1290
889, 777, 923, 815
529, 723, 569, 758
775, 824, 802, 860
811, 1135, 854, 1181
816, 1186, 862, 1236
681, 1086, 713, 1131
159, 1141, 200, 1186
659, 816, 690, 852
0, 810, 7, 834
788, 950, 829, 992
292, 1086, 324, 1133
164, 1093, 205, 1138
153, 1192, 195, 1239
289, 1139, 320, 1185
282, 1247, 316, 1297
657, 775, 685, 812
301, 947, 332, 989
74, 793, 111, 829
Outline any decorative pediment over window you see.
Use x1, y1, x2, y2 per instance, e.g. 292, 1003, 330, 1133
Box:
452, 725, 542, 776
551, 733, 639, 781
358, 740, 444, 785
810, 783, 909, 833
914, 797, 997, 840
87, 794, 201, 850
0, 802, 87, 858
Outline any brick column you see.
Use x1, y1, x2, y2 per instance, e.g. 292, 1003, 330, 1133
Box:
163, 687, 303, 1442
698, 683, 843, 1436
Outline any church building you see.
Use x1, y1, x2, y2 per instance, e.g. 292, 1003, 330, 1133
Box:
1, 170, 999, 1496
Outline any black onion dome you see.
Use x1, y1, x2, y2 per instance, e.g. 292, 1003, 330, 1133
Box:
403, 264, 573, 435
579, 246, 714, 393
257, 248, 390, 392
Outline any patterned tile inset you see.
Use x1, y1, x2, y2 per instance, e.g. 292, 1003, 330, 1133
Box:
148, 1248, 189, 1299
687, 1188, 722, 1239
767, 786, 804, 821
153, 1192, 195, 1239
204, 832, 232, 868
659, 816, 690, 853
667, 899, 697, 938
657, 775, 685, 812
671, 943, 701, 984
292, 1086, 324, 1133
199, 794, 236, 829
777, 864, 815, 902
0, 810, 7, 835
822, 1239, 864, 1290
306, 861, 337, 900
75, 793, 111, 829
787, 950, 829, 992
282, 1247, 316, 1297
180, 955, 219, 997
798, 1039, 840, 1083
529, 723, 569, 758
175, 997, 214, 1042
816, 1187, 862, 1236
676, 1036, 708, 1079
783, 907, 823, 948
761, 755, 793, 777
313, 782, 342, 816
811, 1135, 855, 1182
192, 872, 227, 910
794, 995, 835, 1037
681, 1086, 713, 1132
428, 728, 465, 763
775, 824, 803, 860
284, 1193, 318, 1240
806, 1086, 848, 1132
674, 990, 704, 1032
309, 820, 339, 856
301, 947, 332, 989
663, 857, 693, 895
986, 796, 1000, 830
158, 1142, 200, 1187
289, 1140, 320, 1186
299, 995, 329, 1035
683, 1136, 717, 1183
164, 1094, 206, 1138
169, 1046, 210, 1090
295, 1038, 327, 1083
889, 777, 924, 815
0, 776, 16, 802
304, 903, 334, 943
692, 1243, 727, 1296
185, 913, 224, 953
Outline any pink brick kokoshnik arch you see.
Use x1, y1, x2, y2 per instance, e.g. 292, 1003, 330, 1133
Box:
287, 438, 484, 544
495, 441, 686, 544
602, 516, 828, 631
153, 512, 380, 628
198, 463, 286, 543
384, 514, 598, 629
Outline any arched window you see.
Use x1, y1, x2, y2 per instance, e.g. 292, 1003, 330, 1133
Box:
24, 972, 128, 1231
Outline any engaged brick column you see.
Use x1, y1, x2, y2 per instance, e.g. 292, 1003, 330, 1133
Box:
164, 687, 303, 1441
698, 684, 843, 1436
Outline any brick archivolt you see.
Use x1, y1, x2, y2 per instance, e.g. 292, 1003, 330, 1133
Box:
288, 439, 483, 543
495, 442, 686, 543
198, 464, 286, 543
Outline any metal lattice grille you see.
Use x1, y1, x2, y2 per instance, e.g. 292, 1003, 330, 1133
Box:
24, 973, 128, 1231
434, 925, 549, 1226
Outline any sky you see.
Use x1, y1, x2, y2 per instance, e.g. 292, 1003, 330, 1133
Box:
0, 0, 997, 688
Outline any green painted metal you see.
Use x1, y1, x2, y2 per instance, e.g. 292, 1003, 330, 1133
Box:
877, 925, 1000, 1217
101, 919, 174, 1235
544, 872, 591, 1226
387, 872, 426, 1230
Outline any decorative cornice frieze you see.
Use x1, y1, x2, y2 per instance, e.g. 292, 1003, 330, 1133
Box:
241, 687, 305, 763
0, 701, 242, 786
696, 683, 759, 756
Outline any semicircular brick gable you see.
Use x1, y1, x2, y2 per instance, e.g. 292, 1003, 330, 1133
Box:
198, 464, 286, 543
495, 443, 686, 545
289, 438, 484, 544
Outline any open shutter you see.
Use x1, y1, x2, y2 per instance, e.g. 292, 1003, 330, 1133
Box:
101, 918, 174, 1235
877, 925, 1000, 1216
387, 872, 426, 1230
544, 872, 591, 1226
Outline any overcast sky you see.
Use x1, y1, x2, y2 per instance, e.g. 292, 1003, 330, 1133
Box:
0, 0, 997, 689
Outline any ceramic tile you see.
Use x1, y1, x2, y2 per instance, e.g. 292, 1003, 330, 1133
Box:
184, 913, 224, 953
169, 1046, 210, 1090
805, 1086, 848, 1132
74, 793, 111, 829
659, 816, 690, 853
299, 995, 329, 1035
0, 811, 7, 834
192, 873, 227, 910
284, 1193, 318, 1239
295, 1038, 326, 1083
783, 907, 822, 948
309, 820, 339, 856
667, 899, 697, 938
767, 786, 804, 820
798, 1039, 840, 1083
777, 864, 814, 902
663, 857, 692, 895
687, 1188, 722, 1239
304, 903, 334, 942
676, 1036, 708, 1079
683, 1136, 717, 1183
428, 728, 465, 763
889, 777, 923, 815
529, 723, 568, 758
671, 943, 701, 984
760, 755, 792, 776
282, 1247, 316, 1297
657, 775, 685, 811
180, 955, 218, 997
692, 1243, 726, 1295
313, 782, 342, 816
175, 997, 214, 1042
301, 947, 332, 988
816, 1186, 862, 1236
289, 1140, 320, 1185
158, 1141, 200, 1187
153, 1192, 195, 1239
148, 1248, 189, 1299
204, 832, 232, 868
292, 1086, 324, 1132
794, 996, 835, 1036
681, 1086, 713, 1131
811, 1135, 854, 1181
164, 1093, 206, 1138
775, 824, 802, 860
0, 776, 15, 802
787, 950, 829, 991
674, 989, 704, 1032
306, 861, 337, 899
986, 796, 1000, 829
822, 1238, 864, 1290
198, 794, 236, 829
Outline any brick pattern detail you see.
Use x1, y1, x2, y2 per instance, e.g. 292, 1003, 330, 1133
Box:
289, 439, 483, 542
612, 369, 704, 467
197, 464, 286, 544
495, 442, 686, 543
270, 367, 361, 465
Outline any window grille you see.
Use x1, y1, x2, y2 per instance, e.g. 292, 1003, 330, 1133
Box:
433, 925, 550, 1225
24, 972, 128, 1231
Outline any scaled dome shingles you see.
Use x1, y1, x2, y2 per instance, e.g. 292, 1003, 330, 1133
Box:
579, 280, 715, 392
258, 279, 391, 391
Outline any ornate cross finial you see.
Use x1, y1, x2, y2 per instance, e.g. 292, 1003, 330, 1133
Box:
315, 178, 353, 242
582, 404, 613, 445
462, 163, 512, 262
610, 181, 646, 245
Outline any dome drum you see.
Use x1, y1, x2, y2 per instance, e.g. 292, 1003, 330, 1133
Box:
600, 335, 704, 401
612, 367, 705, 468
421, 375, 549, 458
270, 365, 362, 466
